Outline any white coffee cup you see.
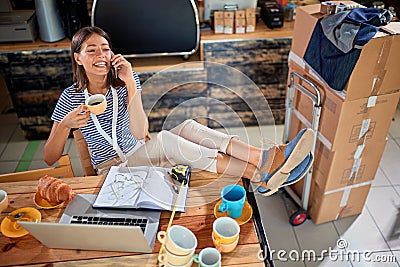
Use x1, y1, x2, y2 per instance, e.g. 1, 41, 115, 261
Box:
85, 94, 107, 115
158, 246, 195, 266
0, 190, 9, 213
157, 225, 198, 256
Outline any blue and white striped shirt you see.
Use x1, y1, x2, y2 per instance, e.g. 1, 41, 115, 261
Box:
51, 72, 142, 166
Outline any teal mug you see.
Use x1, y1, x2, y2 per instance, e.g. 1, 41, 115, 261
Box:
193, 247, 221, 267
218, 184, 246, 218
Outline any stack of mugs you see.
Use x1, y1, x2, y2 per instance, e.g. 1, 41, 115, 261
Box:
157, 225, 198, 267
157, 183, 247, 266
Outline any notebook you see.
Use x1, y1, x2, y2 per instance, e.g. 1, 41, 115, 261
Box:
93, 166, 188, 212
18, 194, 160, 252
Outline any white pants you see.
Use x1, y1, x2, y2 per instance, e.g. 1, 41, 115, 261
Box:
97, 120, 236, 175
127, 119, 236, 171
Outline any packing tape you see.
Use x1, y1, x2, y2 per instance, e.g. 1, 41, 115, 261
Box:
358, 118, 371, 140
334, 180, 373, 219
370, 36, 392, 95
349, 157, 362, 181
324, 180, 372, 195
289, 51, 306, 69
354, 144, 365, 160
367, 95, 377, 108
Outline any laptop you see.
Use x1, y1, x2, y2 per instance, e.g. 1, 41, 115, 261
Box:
18, 194, 161, 253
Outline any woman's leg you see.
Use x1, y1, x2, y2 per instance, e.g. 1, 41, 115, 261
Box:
170, 119, 263, 167
216, 153, 260, 180
127, 130, 219, 172
127, 129, 259, 180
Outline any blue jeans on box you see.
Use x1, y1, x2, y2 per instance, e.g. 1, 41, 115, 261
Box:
303, 8, 392, 91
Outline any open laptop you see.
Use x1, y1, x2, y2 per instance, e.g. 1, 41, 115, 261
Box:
18, 194, 161, 253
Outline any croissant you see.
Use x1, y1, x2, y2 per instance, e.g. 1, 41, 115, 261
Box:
37, 175, 75, 203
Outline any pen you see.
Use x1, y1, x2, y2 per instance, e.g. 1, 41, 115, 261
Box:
167, 173, 179, 193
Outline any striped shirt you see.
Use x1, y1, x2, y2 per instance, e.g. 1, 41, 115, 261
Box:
51, 72, 142, 166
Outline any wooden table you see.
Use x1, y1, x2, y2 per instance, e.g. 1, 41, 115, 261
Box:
0, 172, 274, 266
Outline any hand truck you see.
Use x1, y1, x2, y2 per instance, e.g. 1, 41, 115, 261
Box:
282, 71, 322, 226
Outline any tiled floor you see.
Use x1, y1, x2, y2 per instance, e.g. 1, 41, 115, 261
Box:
0, 105, 399, 267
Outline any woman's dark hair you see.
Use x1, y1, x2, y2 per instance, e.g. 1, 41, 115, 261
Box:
71, 26, 125, 91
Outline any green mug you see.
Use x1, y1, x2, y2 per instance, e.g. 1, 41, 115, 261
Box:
193, 247, 221, 267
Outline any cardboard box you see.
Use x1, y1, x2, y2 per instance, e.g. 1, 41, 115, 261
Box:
289, 61, 400, 151
235, 18, 246, 34
291, 3, 400, 101
288, 110, 387, 193
246, 8, 256, 32
224, 18, 234, 34
309, 182, 372, 224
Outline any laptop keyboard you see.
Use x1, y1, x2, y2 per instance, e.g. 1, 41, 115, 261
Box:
70, 216, 148, 233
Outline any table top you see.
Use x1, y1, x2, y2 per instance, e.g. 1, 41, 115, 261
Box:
0, 172, 273, 266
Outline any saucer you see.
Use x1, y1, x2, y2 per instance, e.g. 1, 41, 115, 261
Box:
1, 207, 42, 238
213, 199, 253, 225
33, 191, 65, 209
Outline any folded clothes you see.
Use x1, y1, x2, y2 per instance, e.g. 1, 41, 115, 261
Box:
303, 8, 393, 91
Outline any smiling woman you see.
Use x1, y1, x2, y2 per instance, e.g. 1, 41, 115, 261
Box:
43, 26, 314, 197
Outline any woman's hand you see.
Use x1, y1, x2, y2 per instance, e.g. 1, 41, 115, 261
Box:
111, 53, 134, 84
60, 104, 90, 129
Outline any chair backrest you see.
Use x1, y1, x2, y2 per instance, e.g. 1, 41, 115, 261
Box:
72, 129, 151, 176
0, 155, 75, 183
91, 0, 199, 58
73, 129, 97, 176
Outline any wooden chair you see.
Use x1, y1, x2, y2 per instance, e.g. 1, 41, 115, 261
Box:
72, 129, 151, 176
73, 130, 97, 176
0, 154, 74, 183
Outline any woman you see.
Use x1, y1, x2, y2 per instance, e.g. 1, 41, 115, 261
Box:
44, 26, 314, 196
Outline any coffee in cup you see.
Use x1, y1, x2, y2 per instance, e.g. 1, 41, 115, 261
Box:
85, 94, 107, 115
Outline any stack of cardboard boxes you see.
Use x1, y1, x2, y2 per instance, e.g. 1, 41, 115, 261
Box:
287, 2, 400, 224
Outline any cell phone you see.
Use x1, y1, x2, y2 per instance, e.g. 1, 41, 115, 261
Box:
111, 51, 118, 78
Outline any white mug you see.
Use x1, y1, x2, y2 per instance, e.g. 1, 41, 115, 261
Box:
158, 246, 195, 266
157, 225, 198, 256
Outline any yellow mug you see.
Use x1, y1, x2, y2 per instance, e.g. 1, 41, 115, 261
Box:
212, 217, 240, 247
212, 232, 239, 253
85, 94, 107, 115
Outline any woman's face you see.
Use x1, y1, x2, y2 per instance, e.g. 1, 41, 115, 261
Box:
74, 33, 112, 78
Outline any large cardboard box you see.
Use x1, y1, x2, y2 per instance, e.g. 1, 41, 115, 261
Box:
288, 110, 387, 194
309, 182, 372, 224
289, 61, 400, 151
291, 3, 400, 101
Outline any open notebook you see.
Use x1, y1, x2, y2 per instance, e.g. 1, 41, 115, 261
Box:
93, 166, 188, 212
